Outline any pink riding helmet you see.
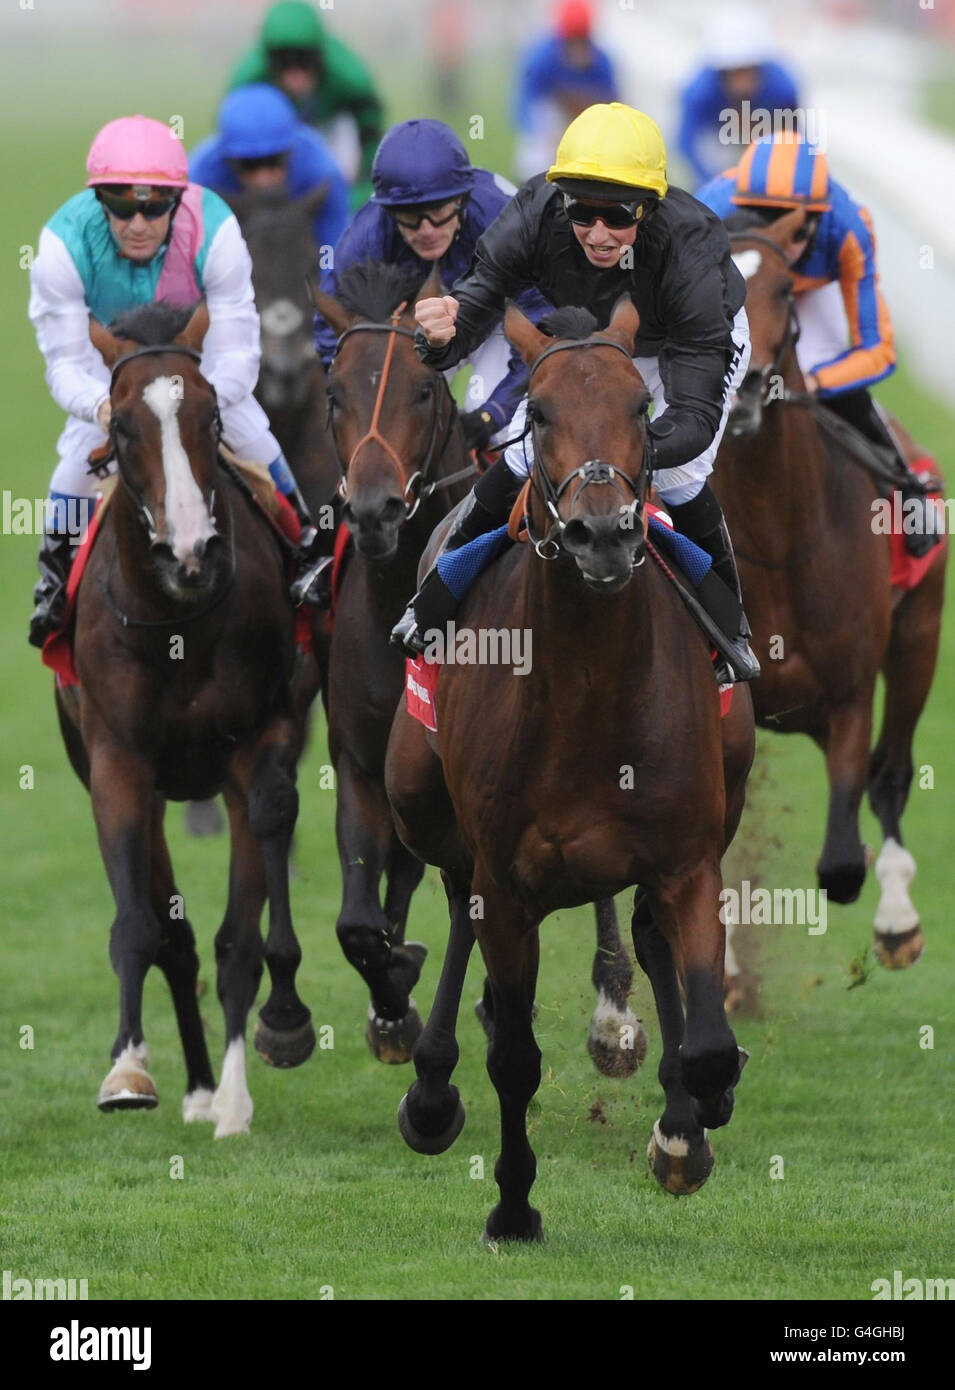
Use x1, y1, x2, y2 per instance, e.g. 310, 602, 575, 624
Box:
86, 115, 189, 188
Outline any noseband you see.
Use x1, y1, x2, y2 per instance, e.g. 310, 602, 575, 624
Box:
328, 304, 474, 520
521, 336, 651, 561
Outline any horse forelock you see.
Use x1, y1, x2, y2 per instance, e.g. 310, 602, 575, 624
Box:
337, 261, 429, 323
109, 300, 198, 346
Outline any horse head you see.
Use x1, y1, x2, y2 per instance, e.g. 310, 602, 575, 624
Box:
504, 294, 649, 593
311, 262, 457, 561
90, 300, 225, 602
229, 187, 327, 413
726, 206, 807, 439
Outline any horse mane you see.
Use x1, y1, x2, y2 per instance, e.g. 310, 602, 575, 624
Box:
336, 261, 430, 321
539, 306, 600, 340
109, 300, 199, 345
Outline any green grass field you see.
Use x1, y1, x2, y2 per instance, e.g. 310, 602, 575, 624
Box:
1, 32, 953, 1302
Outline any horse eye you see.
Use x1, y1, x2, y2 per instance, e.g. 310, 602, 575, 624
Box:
417, 380, 434, 402
527, 400, 547, 426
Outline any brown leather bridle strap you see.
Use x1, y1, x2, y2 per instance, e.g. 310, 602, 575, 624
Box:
342, 301, 410, 480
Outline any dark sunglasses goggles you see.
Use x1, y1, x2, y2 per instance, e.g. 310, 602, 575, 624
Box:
96, 185, 181, 221
387, 196, 468, 230
562, 193, 656, 229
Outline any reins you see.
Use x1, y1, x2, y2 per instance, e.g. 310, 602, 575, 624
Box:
329, 304, 476, 519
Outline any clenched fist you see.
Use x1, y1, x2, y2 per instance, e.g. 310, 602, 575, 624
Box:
415, 295, 459, 346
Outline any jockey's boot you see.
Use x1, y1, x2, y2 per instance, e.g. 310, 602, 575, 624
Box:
287, 483, 335, 608
829, 390, 943, 559
29, 530, 76, 649
667, 483, 761, 685
391, 455, 521, 656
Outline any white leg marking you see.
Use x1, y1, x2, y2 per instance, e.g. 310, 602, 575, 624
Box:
99, 1041, 155, 1103
588, 990, 640, 1050
142, 376, 215, 568
652, 1120, 705, 1157
182, 1087, 216, 1123
874, 837, 919, 935
211, 1037, 253, 1138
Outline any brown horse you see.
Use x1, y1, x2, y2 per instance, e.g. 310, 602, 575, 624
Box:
312, 263, 645, 1073
715, 208, 947, 968
55, 300, 320, 1137
385, 297, 755, 1241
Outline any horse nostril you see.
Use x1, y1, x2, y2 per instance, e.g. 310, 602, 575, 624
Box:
381, 496, 406, 527
562, 517, 593, 552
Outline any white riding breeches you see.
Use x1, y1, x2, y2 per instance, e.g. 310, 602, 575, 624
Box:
503, 304, 752, 505
794, 281, 850, 379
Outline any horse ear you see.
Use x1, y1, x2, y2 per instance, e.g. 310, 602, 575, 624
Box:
174, 300, 211, 353
602, 293, 641, 355
309, 279, 357, 336
89, 316, 125, 367
504, 300, 550, 365
415, 264, 444, 304
767, 205, 809, 258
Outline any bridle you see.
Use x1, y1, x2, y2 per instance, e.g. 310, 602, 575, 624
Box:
518, 336, 651, 562
728, 232, 802, 407
327, 302, 476, 520
97, 342, 234, 628
106, 343, 222, 544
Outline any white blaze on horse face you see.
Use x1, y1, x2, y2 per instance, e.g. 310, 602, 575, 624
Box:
143, 377, 216, 569
732, 249, 762, 281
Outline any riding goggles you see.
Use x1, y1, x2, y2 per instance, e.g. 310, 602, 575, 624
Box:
562, 193, 656, 229
96, 186, 181, 221
387, 196, 468, 230
231, 153, 289, 173
269, 47, 320, 72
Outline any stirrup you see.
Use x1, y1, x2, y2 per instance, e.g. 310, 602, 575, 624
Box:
290, 554, 333, 607
390, 602, 428, 657
714, 636, 761, 686
901, 494, 944, 559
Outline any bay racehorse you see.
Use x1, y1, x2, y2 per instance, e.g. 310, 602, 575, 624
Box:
187, 188, 341, 838
385, 297, 755, 1240
716, 208, 947, 969
313, 263, 644, 1074
55, 300, 320, 1137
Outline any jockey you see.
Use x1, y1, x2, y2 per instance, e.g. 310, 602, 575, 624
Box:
315, 118, 552, 455
514, 0, 619, 182
225, 0, 384, 208
392, 103, 761, 684
696, 134, 941, 557
27, 114, 328, 649
189, 84, 350, 251
678, 4, 800, 185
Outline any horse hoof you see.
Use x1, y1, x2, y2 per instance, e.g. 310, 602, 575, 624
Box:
874, 926, 924, 970
397, 1092, 466, 1154
185, 798, 225, 837
817, 858, 866, 905
481, 1205, 545, 1244
97, 1044, 158, 1112
587, 999, 647, 1078
182, 1088, 215, 1123
647, 1122, 714, 1196
254, 1016, 316, 1068
367, 1002, 422, 1064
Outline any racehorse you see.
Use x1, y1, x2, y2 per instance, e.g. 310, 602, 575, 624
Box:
385, 297, 755, 1240
312, 263, 644, 1074
187, 188, 340, 838
716, 208, 946, 969
55, 300, 320, 1137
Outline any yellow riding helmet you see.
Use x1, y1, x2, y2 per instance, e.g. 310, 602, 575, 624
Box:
547, 103, 668, 200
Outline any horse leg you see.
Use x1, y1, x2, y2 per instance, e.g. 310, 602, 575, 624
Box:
475, 876, 544, 1244
211, 788, 266, 1138
815, 701, 873, 905
587, 897, 646, 1078
636, 869, 746, 1197
335, 752, 425, 1063
148, 795, 217, 1121
398, 868, 474, 1154
868, 567, 943, 967
383, 834, 426, 948
89, 743, 160, 1111
243, 721, 315, 1068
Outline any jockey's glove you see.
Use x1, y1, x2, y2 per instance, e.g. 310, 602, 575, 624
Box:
460, 407, 497, 454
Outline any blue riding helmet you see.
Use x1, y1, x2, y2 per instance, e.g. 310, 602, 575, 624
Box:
370, 118, 475, 206
219, 83, 299, 159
